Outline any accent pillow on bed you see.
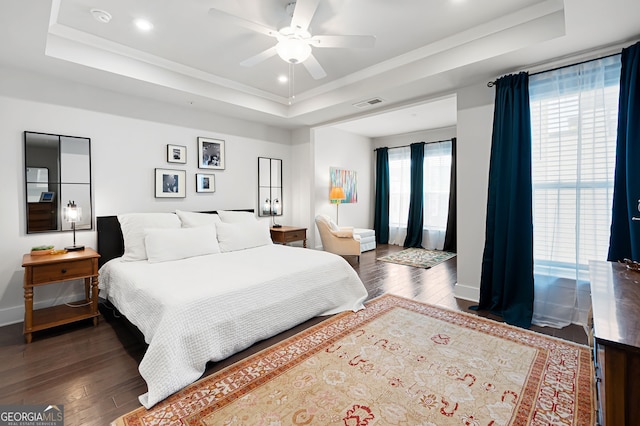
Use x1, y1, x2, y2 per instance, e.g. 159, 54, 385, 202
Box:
215, 220, 272, 252
145, 226, 220, 263
118, 213, 181, 261
175, 210, 221, 228
216, 210, 257, 223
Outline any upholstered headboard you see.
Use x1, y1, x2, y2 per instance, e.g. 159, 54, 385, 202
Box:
96, 210, 254, 268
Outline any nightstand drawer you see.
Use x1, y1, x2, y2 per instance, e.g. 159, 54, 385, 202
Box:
31, 258, 94, 284
284, 231, 305, 241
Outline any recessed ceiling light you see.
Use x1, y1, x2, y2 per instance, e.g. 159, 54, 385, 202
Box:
278, 75, 288, 84
134, 18, 154, 32
90, 9, 112, 24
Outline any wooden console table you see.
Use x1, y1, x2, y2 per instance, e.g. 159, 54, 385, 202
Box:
22, 248, 101, 343
589, 260, 640, 425
270, 226, 307, 248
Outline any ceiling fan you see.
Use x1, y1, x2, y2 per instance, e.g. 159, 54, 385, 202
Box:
208, 0, 376, 80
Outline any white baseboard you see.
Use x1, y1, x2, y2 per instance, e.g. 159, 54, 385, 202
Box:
454, 282, 480, 303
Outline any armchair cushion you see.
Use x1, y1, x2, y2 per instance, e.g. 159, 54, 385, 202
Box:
331, 229, 354, 238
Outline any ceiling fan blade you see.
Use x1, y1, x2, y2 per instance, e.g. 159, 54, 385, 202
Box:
208, 8, 278, 38
303, 53, 327, 80
310, 35, 376, 49
290, 0, 321, 32
240, 46, 278, 67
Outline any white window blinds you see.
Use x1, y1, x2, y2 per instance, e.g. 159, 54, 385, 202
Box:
529, 55, 621, 327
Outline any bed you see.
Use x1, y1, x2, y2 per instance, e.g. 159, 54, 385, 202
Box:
96, 210, 368, 408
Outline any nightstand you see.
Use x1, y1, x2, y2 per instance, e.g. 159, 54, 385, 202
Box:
22, 247, 101, 343
270, 226, 307, 248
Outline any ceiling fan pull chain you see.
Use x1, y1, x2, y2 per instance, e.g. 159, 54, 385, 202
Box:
288, 62, 295, 105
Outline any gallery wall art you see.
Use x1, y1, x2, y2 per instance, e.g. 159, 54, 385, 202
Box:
330, 167, 357, 203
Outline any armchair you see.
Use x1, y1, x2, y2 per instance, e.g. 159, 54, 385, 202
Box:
315, 215, 361, 261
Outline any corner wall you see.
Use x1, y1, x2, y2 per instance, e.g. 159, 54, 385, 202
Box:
311, 127, 373, 249
455, 82, 495, 301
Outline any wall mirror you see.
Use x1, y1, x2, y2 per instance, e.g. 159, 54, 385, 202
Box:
258, 157, 282, 218
24, 131, 92, 233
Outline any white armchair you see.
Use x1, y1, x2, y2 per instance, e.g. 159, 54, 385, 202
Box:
315, 215, 361, 261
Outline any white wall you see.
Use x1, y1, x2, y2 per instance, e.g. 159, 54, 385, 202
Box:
454, 82, 495, 302
290, 127, 312, 232
0, 74, 295, 326
311, 127, 373, 249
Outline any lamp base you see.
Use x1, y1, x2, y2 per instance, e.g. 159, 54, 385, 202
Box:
65, 245, 85, 252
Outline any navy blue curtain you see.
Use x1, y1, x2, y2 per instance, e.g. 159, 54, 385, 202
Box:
374, 147, 390, 244
475, 73, 534, 328
443, 138, 457, 252
403, 142, 425, 248
608, 41, 640, 262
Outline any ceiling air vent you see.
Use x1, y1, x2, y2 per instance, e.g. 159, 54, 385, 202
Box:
353, 98, 384, 108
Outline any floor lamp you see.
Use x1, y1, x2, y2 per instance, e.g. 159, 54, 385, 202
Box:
329, 187, 346, 225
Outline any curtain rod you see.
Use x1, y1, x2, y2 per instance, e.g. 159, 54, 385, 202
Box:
373, 138, 455, 151
486, 51, 621, 87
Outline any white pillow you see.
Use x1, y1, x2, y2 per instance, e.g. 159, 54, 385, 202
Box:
329, 220, 340, 232
118, 213, 181, 261
145, 227, 220, 263
217, 210, 257, 223
215, 220, 272, 252
176, 210, 221, 228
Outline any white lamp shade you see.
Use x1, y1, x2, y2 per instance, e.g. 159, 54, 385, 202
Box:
276, 38, 312, 64
64, 205, 82, 223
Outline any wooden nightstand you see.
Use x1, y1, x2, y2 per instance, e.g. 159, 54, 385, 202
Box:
270, 226, 307, 248
22, 247, 101, 343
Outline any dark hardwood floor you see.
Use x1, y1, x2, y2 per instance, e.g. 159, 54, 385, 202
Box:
0, 244, 588, 425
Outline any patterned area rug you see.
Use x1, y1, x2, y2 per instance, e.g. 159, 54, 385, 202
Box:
112, 295, 594, 426
377, 248, 457, 268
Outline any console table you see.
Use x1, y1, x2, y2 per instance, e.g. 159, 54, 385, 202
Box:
589, 260, 640, 425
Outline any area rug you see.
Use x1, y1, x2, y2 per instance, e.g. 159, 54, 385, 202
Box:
112, 295, 594, 426
377, 247, 456, 268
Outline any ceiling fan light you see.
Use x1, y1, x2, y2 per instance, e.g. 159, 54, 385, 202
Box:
276, 38, 311, 64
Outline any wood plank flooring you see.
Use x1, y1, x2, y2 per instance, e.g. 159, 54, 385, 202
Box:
0, 244, 588, 425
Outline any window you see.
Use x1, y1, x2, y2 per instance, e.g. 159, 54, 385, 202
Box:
388, 146, 411, 245
529, 55, 621, 327
387, 141, 452, 248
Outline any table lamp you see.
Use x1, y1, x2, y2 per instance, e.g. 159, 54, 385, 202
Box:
63, 200, 84, 251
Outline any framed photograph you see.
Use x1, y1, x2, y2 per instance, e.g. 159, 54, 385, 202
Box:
196, 173, 215, 193
155, 168, 186, 198
198, 137, 225, 170
39, 191, 55, 202
167, 144, 186, 164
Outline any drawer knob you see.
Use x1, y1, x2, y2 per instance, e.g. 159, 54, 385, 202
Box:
61, 269, 67, 274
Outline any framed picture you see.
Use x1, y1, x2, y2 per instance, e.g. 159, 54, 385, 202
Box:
196, 173, 215, 193
167, 144, 186, 164
155, 168, 186, 198
39, 191, 55, 202
198, 137, 225, 170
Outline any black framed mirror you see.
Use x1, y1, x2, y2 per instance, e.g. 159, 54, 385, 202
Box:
258, 157, 282, 218
24, 131, 92, 233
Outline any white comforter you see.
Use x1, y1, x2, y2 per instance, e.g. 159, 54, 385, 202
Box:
98, 244, 368, 408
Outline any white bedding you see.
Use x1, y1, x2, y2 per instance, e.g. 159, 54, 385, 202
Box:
99, 244, 368, 408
